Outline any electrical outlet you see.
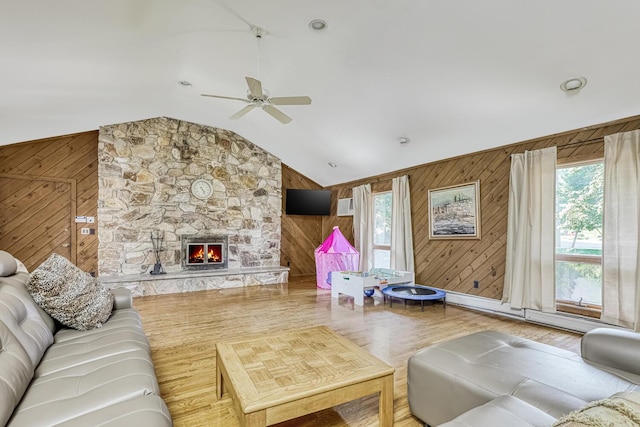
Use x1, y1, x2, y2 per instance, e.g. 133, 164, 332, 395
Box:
473, 280, 479, 288
86, 216, 95, 223
81, 228, 90, 235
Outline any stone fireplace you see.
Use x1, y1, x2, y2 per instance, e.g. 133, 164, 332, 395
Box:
97, 117, 288, 295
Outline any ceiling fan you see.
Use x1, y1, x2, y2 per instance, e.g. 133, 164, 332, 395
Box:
201, 27, 312, 124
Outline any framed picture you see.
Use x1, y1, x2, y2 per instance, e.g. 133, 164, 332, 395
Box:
428, 180, 481, 240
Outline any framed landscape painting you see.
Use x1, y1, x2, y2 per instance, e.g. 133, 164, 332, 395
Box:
428, 181, 481, 240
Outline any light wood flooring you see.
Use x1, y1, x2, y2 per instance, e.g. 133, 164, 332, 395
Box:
133, 275, 582, 427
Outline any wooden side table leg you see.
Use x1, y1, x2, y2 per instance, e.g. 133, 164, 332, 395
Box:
242, 409, 266, 427
379, 374, 394, 426
216, 351, 224, 399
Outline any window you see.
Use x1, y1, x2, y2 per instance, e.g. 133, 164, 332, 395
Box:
373, 192, 392, 269
555, 161, 603, 317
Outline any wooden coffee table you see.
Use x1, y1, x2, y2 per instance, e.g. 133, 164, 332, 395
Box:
216, 325, 395, 426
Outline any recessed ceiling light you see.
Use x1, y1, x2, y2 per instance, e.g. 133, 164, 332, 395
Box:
178, 80, 192, 87
397, 136, 410, 145
560, 76, 587, 92
309, 19, 327, 31
328, 162, 337, 168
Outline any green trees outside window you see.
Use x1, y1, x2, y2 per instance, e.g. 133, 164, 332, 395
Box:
555, 162, 603, 307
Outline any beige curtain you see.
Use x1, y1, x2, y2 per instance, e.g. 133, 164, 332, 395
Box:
391, 175, 414, 272
502, 146, 557, 312
602, 130, 640, 331
352, 184, 373, 272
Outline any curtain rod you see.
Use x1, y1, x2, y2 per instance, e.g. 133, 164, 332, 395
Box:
556, 136, 604, 150
510, 136, 604, 159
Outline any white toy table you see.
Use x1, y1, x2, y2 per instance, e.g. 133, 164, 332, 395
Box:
331, 268, 414, 306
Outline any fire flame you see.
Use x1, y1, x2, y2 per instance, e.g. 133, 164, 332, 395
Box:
188, 244, 222, 264
208, 247, 221, 262
190, 246, 205, 263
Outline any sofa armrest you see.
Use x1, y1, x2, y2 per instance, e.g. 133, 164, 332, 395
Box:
581, 327, 640, 376
110, 287, 133, 310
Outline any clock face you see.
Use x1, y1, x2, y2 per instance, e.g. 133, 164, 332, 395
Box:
191, 179, 213, 200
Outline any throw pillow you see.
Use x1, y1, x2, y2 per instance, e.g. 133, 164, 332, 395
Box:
26, 253, 113, 331
553, 391, 640, 427
0, 250, 18, 277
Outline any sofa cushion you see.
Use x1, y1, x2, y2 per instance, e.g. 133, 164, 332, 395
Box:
408, 330, 640, 426
26, 254, 113, 331
0, 272, 55, 333
0, 251, 18, 277
0, 289, 53, 367
553, 391, 640, 427
53, 308, 144, 343
0, 321, 33, 427
36, 327, 150, 377
8, 349, 161, 426
439, 395, 557, 427
46, 395, 172, 427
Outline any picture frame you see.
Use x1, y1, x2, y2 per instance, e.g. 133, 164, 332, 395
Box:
428, 180, 481, 240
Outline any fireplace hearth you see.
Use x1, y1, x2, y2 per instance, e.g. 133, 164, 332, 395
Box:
181, 235, 228, 270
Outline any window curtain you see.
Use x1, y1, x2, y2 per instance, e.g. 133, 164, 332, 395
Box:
502, 146, 557, 312
602, 130, 640, 331
352, 184, 373, 272
391, 175, 414, 272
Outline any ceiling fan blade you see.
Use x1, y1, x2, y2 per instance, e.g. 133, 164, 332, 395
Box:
269, 96, 312, 106
245, 77, 263, 99
201, 94, 250, 103
229, 104, 256, 120
262, 105, 292, 124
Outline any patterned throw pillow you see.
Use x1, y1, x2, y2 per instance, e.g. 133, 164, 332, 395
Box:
26, 254, 113, 331
553, 391, 640, 427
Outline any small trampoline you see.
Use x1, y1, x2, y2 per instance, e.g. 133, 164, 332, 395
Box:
382, 285, 446, 311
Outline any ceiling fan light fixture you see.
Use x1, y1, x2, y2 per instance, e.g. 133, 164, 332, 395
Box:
560, 76, 587, 92
309, 19, 327, 32
200, 31, 311, 124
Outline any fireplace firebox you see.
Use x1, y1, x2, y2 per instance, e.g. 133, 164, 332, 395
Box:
181, 235, 228, 270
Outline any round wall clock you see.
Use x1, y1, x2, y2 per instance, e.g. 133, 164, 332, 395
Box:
191, 179, 213, 200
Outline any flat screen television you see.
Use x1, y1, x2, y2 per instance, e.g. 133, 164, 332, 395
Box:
285, 189, 331, 216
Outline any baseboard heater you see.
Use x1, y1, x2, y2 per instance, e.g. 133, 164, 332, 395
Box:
444, 290, 618, 334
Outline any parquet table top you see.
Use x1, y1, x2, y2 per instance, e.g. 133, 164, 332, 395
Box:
216, 325, 395, 426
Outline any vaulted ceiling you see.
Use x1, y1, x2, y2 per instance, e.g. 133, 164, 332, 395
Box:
2, 1, 639, 186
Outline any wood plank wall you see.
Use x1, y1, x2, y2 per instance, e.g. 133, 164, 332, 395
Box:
0, 131, 99, 273
2, 114, 640, 293
280, 164, 323, 276
321, 115, 640, 300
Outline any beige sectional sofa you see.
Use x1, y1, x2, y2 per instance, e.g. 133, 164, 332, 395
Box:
408, 329, 640, 426
0, 254, 172, 426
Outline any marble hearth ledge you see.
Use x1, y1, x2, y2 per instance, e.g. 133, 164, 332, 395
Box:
100, 266, 290, 297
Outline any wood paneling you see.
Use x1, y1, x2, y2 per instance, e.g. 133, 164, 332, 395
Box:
281, 164, 323, 276
134, 275, 581, 427
0, 176, 74, 269
0, 131, 98, 273
321, 115, 640, 300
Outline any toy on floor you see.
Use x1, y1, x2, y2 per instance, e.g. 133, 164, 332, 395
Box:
314, 226, 359, 289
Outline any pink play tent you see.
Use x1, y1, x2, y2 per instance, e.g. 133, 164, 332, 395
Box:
314, 226, 360, 289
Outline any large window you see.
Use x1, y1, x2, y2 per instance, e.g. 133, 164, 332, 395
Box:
555, 161, 603, 317
373, 192, 392, 269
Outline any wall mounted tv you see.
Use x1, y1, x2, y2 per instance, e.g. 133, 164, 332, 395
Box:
285, 189, 331, 216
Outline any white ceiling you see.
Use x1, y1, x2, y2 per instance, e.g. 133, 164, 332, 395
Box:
2, 1, 639, 186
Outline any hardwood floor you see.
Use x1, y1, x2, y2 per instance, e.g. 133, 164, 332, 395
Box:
133, 275, 582, 426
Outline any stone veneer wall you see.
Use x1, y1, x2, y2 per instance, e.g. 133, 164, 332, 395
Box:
97, 117, 282, 277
